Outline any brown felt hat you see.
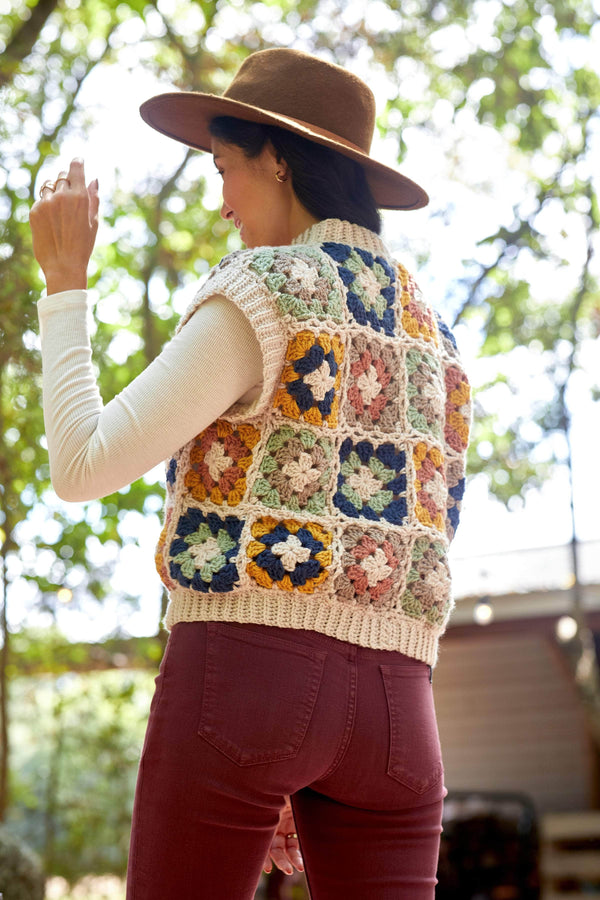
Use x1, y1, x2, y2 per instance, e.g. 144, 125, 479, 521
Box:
140, 48, 428, 211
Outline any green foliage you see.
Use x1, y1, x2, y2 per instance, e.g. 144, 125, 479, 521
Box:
0, 0, 236, 639
8, 628, 164, 678
1, 0, 594, 648
0, 0, 598, 876
0, 825, 44, 900
8, 669, 154, 883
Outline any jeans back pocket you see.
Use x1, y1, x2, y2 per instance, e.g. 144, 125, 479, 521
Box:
380, 664, 444, 794
198, 623, 326, 766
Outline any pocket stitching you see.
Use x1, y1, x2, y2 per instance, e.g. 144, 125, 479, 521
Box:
198, 624, 326, 766
381, 664, 443, 794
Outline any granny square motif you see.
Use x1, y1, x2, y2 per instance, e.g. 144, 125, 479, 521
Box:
168, 509, 243, 593
400, 537, 451, 627
246, 516, 333, 592
396, 263, 438, 343
334, 438, 408, 525
405, 347, 445, 441
444, 365, 471, 452
335, 523, 412, 608
445, 456, 466, 541
344, 334, 401, 432
156, 220, 471, 665
251, 424, 334, 515
413, 442, 446, 533
250, 247, 344, 322
184, 420, 261, 506
322, 241, 396, 335
273, 330, 344, 428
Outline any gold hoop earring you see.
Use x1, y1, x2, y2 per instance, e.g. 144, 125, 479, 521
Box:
275, 171, 287, 183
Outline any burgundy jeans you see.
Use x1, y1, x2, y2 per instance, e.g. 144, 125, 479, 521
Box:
126, 621, 445, 899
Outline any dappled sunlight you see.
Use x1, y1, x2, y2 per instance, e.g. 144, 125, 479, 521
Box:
46, 876, 125, 900
1, 0, 599, 893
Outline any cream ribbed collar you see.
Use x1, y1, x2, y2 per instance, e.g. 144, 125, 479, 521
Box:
292, 218, 390, 259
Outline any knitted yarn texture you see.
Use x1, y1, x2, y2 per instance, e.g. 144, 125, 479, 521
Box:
155, 220, 471, 665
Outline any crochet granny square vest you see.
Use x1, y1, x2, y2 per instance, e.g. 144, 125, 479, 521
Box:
155, 219, 470, 665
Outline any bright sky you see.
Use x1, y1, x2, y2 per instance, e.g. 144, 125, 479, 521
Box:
15, 11, 600, 641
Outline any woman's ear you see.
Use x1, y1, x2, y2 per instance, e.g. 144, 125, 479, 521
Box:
264, 141, 290, 181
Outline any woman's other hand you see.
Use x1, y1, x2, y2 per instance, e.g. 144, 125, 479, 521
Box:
30, 158, 99, 295
263, 796, 304, 876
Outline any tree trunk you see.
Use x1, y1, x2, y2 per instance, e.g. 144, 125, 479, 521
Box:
0, 360, 11, 822
0, 0, 61, 87
0, 549, 9, 822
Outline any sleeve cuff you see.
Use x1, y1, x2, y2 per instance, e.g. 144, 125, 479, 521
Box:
38, 289, 88, 315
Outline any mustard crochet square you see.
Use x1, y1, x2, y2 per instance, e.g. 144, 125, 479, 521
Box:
184, 420, 261, 506
155, 506, 173, 584
250, 424, 334, 515
396, 263, 438, 344
246, 516, 333, 592
413, 441, 446, 533
273, 330, 344, 428
444, 365, 471, 452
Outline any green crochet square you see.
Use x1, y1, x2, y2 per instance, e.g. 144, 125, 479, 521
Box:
251, 247, 343, 322
399, 538, 450, 625
250, 424, 334, 515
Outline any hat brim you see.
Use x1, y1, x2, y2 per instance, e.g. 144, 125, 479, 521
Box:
139, 92, 428, 211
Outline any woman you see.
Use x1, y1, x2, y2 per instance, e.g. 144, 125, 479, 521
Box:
30, 48, 470, 900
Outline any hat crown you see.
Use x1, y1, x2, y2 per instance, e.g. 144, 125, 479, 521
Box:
223, 48, 376, 154
139, 48, 429, 209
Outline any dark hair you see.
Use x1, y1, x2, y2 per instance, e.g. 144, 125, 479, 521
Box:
209, 116, 382, 234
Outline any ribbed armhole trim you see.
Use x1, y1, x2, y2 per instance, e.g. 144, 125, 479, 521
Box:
177, 259, 286, 420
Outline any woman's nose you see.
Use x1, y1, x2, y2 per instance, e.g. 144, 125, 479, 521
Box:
220, 201, 233, 221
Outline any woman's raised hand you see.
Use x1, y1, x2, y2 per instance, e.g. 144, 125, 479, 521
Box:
30, 158, 99, 295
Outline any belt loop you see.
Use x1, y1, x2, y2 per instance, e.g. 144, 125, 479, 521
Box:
428, 665, 433, 684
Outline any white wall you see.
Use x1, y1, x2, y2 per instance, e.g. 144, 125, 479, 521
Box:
434, 632, 595, 813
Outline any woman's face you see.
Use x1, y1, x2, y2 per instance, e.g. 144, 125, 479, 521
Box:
211, 137, 296, 248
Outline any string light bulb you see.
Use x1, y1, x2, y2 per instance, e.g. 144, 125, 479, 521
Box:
474, 596, 493, 625
556, 615, 577, 642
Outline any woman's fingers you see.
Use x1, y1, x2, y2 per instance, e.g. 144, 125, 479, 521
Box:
39, 180, 55, 199
265, 833, 304, 875
67, 158, 87, 190
88, 177, 100, 230
53, 170, 70, 192
36, 160, 89, 203
263, 799, 304, 875
288, 844, 304, 872
30, 158, 100, 292
270, 839, 293, 875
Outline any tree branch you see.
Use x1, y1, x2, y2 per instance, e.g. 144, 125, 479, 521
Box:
0, 0, 61, 88
141, 148, 195, 363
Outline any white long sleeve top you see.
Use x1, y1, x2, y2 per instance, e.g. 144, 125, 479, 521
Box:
38, 219, 471, 663
37, 291, 266, 502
